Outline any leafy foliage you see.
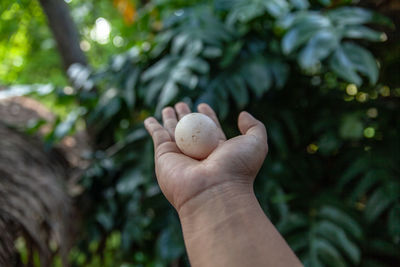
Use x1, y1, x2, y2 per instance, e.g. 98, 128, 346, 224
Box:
4, 0, 400, 266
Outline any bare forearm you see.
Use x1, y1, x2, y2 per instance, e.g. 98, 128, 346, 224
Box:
178, 182, 303, 267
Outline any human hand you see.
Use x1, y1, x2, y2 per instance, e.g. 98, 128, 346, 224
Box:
144, 102, 268, 214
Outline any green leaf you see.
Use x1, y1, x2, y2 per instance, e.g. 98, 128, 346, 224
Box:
184, 39, 203, 56
228, 75, 248, 109
282, 13, 331, 54
287, 232, 309, 252
227, 2, 264, 25
318, 0, 331, 6
350, 170, 382, 202
277, 213, 308, 235
338, 157, 369, 189
220, 41, 243, 68
68, 63, 92, 89
156, 218, 184, 261
299, 30, 339, 71
142, 57, 175, 82
145, 79, 165, 105
262, 181, 291, 221
313, 238, 346, 267
225, 0, 289, 26
103, 97, 121, 120
279, 11, 328, 29
317, 132, 340, 156
305, 255, 324, 267
124, 68, 139, 110
241, 59, 271, 97
178, 56, 209, 74
341, 42, 379, 85
121, 220, 142, 249
329, 46, 362, 86
53, 108, 83, 139
155, 80, 179, 114
124, 128, 148, 144
327, 7, 374, 26
319, 206, 362, 239
172, 70, 198, 89
171, 33, 190, 55
152, 30, 175, 58
96, 210, 114, 231
116, 169, 144, 195
269, 58, 289, 88
263, 0, 290, 18
111, 55, 127, 71
342, 25, 387, 42
315, 221, 361, 264
365, 184, 399, 223
202, 46, 223, 58
289, 0, 309, 10
0, 84, 55, 99
327, 7, 393, 27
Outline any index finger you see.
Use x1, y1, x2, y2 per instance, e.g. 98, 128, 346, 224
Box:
144, 117, 171, 149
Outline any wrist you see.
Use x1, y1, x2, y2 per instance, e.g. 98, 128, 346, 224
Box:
177, 181, 303, 267
178, 181, 259, 235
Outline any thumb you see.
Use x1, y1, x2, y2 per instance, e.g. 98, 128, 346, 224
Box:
238, 111, 268, 152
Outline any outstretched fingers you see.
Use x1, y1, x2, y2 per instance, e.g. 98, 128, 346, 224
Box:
162, 107, 178, 140
144, 117, 172, 149
175, 102, 191, 119
197, 103, 226, 141
238, 111, 268, 153
145, 117, 180, 160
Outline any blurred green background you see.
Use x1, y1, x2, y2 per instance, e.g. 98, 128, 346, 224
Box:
0, 0, 399, 266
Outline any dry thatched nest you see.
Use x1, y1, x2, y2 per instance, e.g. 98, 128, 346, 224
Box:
0, 96, 89, 267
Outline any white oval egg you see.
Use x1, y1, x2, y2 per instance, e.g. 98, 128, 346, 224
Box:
175, 113, 220, 159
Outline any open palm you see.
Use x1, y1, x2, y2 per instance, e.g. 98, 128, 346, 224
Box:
144, 102, 268, 212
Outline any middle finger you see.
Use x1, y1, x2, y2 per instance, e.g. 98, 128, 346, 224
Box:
175, 102, 191, 119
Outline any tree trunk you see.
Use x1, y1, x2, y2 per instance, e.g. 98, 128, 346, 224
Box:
0, 124, 72, 267
38, 0, 87, 70
0, 1, 90, 266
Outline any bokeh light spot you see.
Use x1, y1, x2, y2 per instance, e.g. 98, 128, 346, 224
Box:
80, 40, 91, 51
63, 86, 74, 95
366, 108, 378, 118
379, 86, 390, 97
364, 127, 375, 138
141, 42, 151, 51
356, 92, 368, 102
394, 88, 400, 97
307, 143, 318, 154
346, 84, 358, 96
113, 36, 124, 47
91, 17, 111, 44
